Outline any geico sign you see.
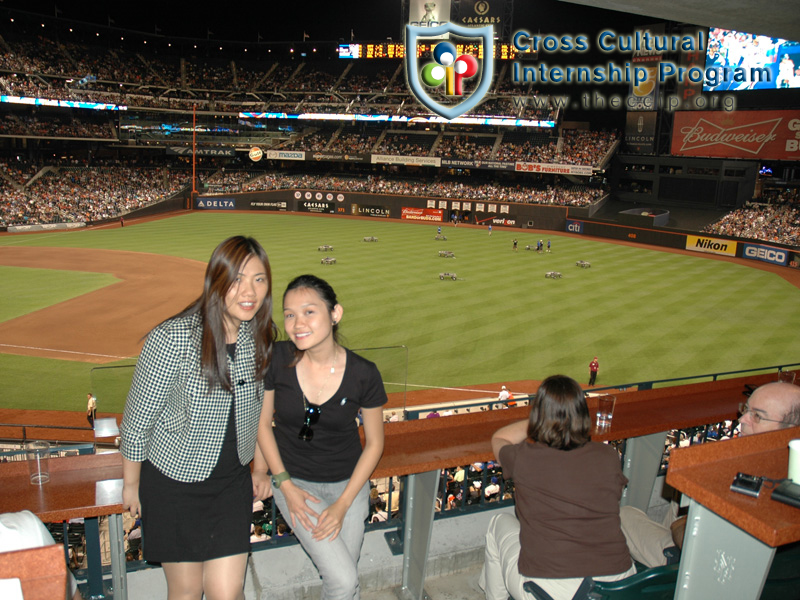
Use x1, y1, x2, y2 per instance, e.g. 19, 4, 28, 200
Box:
744, 246, 787, 263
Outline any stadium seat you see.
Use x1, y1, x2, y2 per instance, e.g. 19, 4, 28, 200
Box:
522, 564, 679, 600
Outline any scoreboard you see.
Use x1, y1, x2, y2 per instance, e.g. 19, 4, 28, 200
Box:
337, 42, 527, 60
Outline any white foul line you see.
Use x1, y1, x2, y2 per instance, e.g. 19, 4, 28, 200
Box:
0, 343, 132, 360
384, 381, 512, 395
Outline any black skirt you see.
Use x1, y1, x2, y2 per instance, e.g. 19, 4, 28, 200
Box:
139, 407, 252, 563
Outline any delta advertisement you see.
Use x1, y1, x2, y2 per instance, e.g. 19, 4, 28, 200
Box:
685, 235, 737, 256
670, 110, 800, 160
196, 197, 236, 209
401, 207, 444, 221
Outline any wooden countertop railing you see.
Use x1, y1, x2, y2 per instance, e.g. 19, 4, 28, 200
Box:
667, 425, 800, 547
1, 370, 795, 522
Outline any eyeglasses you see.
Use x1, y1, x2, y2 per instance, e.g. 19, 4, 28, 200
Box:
738, 402, 792, 426
299, 395, 321, 441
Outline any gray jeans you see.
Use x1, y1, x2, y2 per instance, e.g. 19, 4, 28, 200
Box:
273, 478, 369, 600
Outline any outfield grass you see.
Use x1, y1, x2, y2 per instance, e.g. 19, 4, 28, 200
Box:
1, 211, 798, 413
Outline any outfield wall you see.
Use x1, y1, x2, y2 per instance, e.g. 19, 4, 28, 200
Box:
189, 189, 798, 270
198, 189, 570, 231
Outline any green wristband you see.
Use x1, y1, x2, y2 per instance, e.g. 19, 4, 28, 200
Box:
272, 471, 291, 488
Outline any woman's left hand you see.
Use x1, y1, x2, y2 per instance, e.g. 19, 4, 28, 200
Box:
311, 500, 348, 541
252, 471, 273, 500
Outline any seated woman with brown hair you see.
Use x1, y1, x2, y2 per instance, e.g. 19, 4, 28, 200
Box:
479, 375, 635, 600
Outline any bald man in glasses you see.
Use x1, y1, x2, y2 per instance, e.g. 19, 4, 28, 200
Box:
738, 381, 800, 435
621, 381, 800, 568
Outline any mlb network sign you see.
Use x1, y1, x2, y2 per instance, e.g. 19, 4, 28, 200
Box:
405, 22, 494, 120
742, 243, 788, 266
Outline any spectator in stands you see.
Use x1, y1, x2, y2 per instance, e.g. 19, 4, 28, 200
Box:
119, 236, 276, 600
256, 274, 387, 600
620, 381, 800, 567
479, 375, 635, 600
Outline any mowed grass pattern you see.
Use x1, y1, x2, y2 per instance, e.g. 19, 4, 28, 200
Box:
0, 211, 798, 412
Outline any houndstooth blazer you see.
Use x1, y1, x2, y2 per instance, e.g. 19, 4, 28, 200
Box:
120, 313, 265, 482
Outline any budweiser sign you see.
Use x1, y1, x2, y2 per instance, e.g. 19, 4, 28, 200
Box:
671, 110, 800, 160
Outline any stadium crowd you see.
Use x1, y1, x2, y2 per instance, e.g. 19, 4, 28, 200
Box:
0, 165, 187, 226
703, 190, 800, 246
0, 21, 558, 122
242, 171, 604, 206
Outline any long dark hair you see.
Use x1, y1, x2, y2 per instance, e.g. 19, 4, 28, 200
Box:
283, 274, 340, 365
527, 375, 591, 450
173, 236, 277, 391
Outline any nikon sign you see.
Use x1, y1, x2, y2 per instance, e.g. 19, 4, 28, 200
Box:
686, 235, 736, 257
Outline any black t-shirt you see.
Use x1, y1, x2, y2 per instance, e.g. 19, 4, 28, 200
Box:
264, 341, 387, 482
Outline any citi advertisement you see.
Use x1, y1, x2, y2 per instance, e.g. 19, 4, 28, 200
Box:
671, 110, 800, 160
686, 235, 737, 257
196, 197, 236, 210
566, 220, 584, 234
742, 243, 789, 266
401, 207, 444, 221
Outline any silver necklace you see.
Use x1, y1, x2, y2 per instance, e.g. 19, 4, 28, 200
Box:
310, 347, 337, 404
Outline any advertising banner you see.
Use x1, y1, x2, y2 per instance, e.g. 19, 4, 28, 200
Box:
298, 200, 335, 214
565, 220, 584, 234
351, 204, 390, 218
442, 158, 516, 170
250, 200, 289, 211
515, 162, 593, 176
671, 110, 800, 160
266, 150, 305, 161
401, 207, 444, 221
168, 147, 236, 157
196, 197, 236, 209
371, 154, 442, 167
453, 0, 506, 28
625, 111, 658, 154
742, 243, 789, 266
310, 152, 368, 162
491, 215, 517, 226
685, 235, 737, 256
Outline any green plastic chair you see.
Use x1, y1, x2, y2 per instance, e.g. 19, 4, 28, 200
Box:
522, 564, 679, 600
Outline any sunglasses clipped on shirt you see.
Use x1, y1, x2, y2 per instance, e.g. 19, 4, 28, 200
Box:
299, 395, 321, 441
